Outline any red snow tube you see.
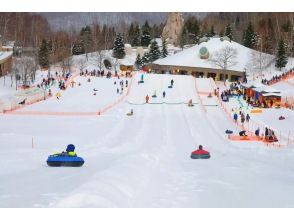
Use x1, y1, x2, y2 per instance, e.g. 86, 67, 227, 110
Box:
191, 149, 210, 159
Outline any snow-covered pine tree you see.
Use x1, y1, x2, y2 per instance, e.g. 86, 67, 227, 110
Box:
243, 22, 257, 49
132, 24, 141, 47
141, 21, 151, 47
149, 40, 161, 62
161, 38, 168, 58
141, 52, 150, 66
224, 24, 233, 40
112, 33, 126, 59
127, 23, 135, 44
275, 39, 288, 70
80, 25, 93, 60
72, 41, 85, 55
38, 39, 49, 68
135, 54, 142, 70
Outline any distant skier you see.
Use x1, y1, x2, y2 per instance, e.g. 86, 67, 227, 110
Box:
117, 88, 119, 94
163, 91, 166, 98
171, 79, 174, 86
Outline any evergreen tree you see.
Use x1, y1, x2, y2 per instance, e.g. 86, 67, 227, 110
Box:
243, 22, 257, 48
282, 20, 291, 33
149, 40, 161, 62
224, 24, 233, 40
179, 28, 189, 48
135, 54, 142, 69
72, 41, 85, 55
38, 39, 49, 68
127, 23, 135, 44
185, 16, 200, 36
141, 52, 150, 66
161, 38, 168, 58
132, 24, 141, 47
112, 33, 125, 59
209, 25, 216, 37
275, 39, 288, 70
141, 21, 151, 47
80, 25, 93, 60
47, 39, 54, 54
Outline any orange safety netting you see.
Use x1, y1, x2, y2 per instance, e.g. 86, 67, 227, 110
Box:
228, 134, 263, 141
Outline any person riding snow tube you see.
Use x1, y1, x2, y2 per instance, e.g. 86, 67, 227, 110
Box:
127, 109, 134, 116
225, 129, 233, 134
191, 145, 210, 159
47, 144, 84, 167
279, 116, 285, 120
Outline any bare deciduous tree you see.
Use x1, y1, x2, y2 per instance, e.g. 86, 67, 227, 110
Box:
113, 58, 120, 73
13, 57, 36, 88
60, 56, 74, 75
246, 50, 272, 80
209, 45, 238, 82
91, 51, 106, 72
77, 55, 87, 73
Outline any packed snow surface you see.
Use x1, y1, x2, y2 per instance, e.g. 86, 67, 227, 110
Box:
1, 73, 294, 208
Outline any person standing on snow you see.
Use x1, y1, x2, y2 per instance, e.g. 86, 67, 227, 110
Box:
145, 95, 149, 103
233, 113, 238, 123
246, 113, 250, 122
163, 91, 166, 98
241, 113, 245, 124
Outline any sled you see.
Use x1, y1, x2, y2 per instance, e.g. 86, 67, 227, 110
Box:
191, 154, 210, 159
47, 155, 84, 167
225, 130, 233, 134
191, 149, 210, 159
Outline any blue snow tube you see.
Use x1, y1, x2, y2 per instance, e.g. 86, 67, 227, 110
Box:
47, 155, 84, 167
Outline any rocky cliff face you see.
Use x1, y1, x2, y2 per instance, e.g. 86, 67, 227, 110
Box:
162, 12, 184, 46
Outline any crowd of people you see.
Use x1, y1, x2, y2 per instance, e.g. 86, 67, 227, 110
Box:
261, 68, 294, 85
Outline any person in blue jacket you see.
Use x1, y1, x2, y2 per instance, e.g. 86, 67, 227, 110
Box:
233, 113, 238, 123
59, 144, 77, 156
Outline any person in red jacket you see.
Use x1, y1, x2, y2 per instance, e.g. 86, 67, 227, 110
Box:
145, 95, 149, 103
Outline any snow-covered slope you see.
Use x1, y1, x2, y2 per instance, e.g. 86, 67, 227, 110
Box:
1, 74, 294, 208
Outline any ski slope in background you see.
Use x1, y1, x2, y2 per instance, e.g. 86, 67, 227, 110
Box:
1, 74, 294, 208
